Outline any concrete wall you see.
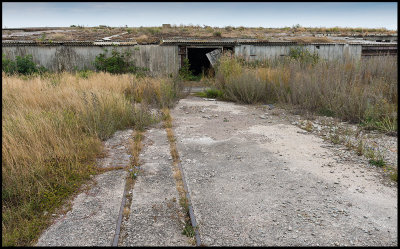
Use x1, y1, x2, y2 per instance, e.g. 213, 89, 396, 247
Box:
2, 45, 180, 75
234, 44, 362, 61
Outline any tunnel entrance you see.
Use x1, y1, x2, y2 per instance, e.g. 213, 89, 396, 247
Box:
187, 47, 220, 76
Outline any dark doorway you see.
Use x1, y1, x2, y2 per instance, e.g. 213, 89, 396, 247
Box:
187, 47, 219, 76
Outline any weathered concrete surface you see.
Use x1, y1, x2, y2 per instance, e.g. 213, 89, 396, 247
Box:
36, 129, 133, 246
120, 127, 191, 246
171, 96, 397, 246
98, 129, 133, 169
36, 169, 127, 246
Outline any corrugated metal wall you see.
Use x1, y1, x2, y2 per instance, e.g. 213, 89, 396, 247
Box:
2, 45, 179, 75
234, 44, 362, 61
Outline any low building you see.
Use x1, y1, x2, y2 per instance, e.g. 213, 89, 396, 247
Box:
2, 39, 397, 75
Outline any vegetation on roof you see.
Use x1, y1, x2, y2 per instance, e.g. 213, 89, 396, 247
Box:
2, 25, 397, 44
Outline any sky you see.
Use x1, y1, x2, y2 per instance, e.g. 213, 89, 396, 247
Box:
2, 2, 398, 30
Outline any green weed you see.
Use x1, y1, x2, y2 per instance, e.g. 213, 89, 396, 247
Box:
182, 223, 195, 237
94, 48, 149, 75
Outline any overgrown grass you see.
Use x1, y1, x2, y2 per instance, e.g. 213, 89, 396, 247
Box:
2, 72, 182, 246
195, 88, 223, 99
213, 53, 397, 133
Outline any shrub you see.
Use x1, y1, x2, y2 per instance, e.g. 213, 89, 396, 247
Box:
213, 31, 222, 37
94, 48, 149, 75
224, 26, 233, 32
2, 54, 46, 75
2, 54, 16, 73
205, 26, 214, 33
288, 47, 319, 65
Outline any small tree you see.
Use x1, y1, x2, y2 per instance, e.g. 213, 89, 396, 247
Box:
178, 58, 196, 81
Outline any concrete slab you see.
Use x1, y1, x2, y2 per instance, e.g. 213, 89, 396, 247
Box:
119, 128, 191, 246
36, 169, 127, 246
97, 129, 133, 169
171, 96, 397, 246
36, 129, 133, 246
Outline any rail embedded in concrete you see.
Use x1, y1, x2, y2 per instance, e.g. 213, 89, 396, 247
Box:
112, 175, 129, 246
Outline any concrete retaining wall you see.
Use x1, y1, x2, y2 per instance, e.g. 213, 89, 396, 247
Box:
234, 44, 362, 61
2, 45, 179, 75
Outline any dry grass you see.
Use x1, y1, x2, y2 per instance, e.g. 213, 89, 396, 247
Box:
4, 25, 396, 42
2, 72, 179, 246
289, 36, 334, 44
48, 33, 69, 41
124, 75, 183, 109
214, 54, 397, 132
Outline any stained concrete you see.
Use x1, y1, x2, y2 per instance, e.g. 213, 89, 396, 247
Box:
171, 96, 397, 246
119, 127, 191, 246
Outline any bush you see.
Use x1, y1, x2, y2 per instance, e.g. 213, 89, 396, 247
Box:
94, 48, 149, 75
224, 26, 233, 32
213, 31, 222, 37
2, 54, 46, 75
288, 47, 319, 65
